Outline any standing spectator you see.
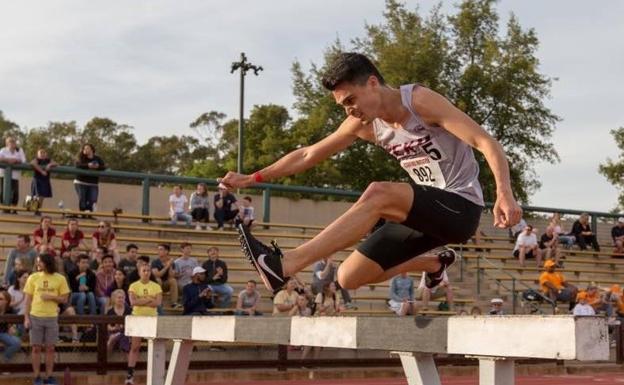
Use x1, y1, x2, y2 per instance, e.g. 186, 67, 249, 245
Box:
182, 267, 214, 315
3, 234, 37, 287
213, 185, 238, 230
68, 254, 98, 315
60, 219, 86, 259
95, 254, 116, 313
189, 183, 211, 230
388, 273, 415, 316
489, 298, 504, 315
572, 213, 600, 252
30, 148, 57, 212
273, 278, 298, 316
573, 291, 596, 316
174, 243, 199, 300
539, 226, 561, 266
549, 212, 575, 248
105, 269, 129, 306
73, 143, 105, 213
0, 289, 21, 363
234, 280, 262, 316
118, 244, 139, 278
311, 257, 353, 307
201, 246, 233, 308
238, 196, 255, 228
106, 289, 131, 354
33, 216, 56, 256
169, 185, 192, 227
539, 260, 578, 308
128, 255, 157, 284
92, 221, 119, 263
151, 243, 179, 308
0, 136, 26, 208
127, 265, 162, 385
612, 218, 624, 257
8, 270, 29, 315
315, 282, 344, 316
513, 225, 542, 267
415, 271, 454, 310
23, 253, 71, 385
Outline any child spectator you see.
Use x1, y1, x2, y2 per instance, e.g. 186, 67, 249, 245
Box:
106, 289, 131, 354
238, 196, 255, 227
174, 242, 199, 299
118, 244, 139, 277
151, 243, 180, 308
388, 273, 415, 316
92, 221, 119, 263
23, 253, 71, 385
0, 136, 26, 208
30, 147, 58, 212
127, 264, 162, 385
33, 216, 56, 256
470, 306, 482, 315
234, 280, 262, 316
213, 185, 238, 230
315, 281, 344, 316
3, 234, 36, 287
68, 254, 98, 315
415, 271, 454, 310
60, 218, 86, 258
289, 294, 312, 316
0, 289, 21, 363
96, 254, 116, 313
105, 269, 130, 306
201, 246, 233, 308
513, 225, 542, 267
573, 291, 596, 316
612, 218, 624, 257
189, 183, 210, 230
74, 143, 105, 213
572, 213, 600, 252
182, 267, 214, 315
8, 270, 29, 315
169, 185, 192, 227
273, 278, 298, 316
539, 259, 578, 309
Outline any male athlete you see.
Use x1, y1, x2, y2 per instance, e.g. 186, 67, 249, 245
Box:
219, 52, 522, 292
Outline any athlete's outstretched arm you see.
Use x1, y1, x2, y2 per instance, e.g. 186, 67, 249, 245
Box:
219, 117, 364, 188
411, 86, 522, 228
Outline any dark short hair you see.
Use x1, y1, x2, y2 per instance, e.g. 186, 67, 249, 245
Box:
39, 253, 57, 274
126, 243, 138, 252
78, 254, 90, 262
321, 52, 385, 91
158, 243, 171, 252
101, 254, 114, 262
247, 279, 257, 286
180, 242, 192, 249
207, 246, 219, 253
18, 234, 30, 243
243, 196, 252, 202
138, 255, 150, 263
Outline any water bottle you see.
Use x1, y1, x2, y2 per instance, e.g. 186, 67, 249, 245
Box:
58, 200, 64, 210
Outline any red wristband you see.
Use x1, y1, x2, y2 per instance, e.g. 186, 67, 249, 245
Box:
253, 171, 264, 183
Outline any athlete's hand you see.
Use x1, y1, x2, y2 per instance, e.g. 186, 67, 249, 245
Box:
218, 171, 255, 189
493, 192, 522, 228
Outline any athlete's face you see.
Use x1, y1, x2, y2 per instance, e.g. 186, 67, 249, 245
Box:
332, 76, 382, 124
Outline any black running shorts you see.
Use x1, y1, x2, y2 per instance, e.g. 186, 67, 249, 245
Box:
357, 183, 483, 271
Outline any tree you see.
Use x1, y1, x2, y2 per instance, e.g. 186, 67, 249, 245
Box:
599, 127, 624, 209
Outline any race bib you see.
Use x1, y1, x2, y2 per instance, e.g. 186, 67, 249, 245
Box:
400, 156, 447, 189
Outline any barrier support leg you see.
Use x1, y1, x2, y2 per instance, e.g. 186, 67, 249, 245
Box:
477, 356, 515, 385
391, 351, 441, 385
165, 339, 193, 385
147, 338, 167, 385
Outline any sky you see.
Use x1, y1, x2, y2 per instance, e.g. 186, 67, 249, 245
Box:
1, 1, 623, 212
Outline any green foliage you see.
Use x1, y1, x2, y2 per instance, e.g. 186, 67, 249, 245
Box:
599, 127, 624, 209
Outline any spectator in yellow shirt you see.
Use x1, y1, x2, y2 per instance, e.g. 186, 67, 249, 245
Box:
126, 264, 162, 385
539, 259, 578, 309
23, 253, 70, 385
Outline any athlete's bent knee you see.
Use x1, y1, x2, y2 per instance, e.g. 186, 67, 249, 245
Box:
336, 266, 360, 290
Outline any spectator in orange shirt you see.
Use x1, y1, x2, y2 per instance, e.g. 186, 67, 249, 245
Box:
539, 259, 577, 309
585, 283, 613, 316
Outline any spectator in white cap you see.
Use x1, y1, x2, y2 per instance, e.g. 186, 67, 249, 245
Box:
611, 218, 624, 257
489, 298, 504, 315
182, 266, 214, 315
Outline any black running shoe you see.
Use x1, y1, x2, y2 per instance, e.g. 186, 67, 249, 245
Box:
425, 248, 458, 289
236, 222, 286, 291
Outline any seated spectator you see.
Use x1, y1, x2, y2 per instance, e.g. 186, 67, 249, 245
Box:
30, 147, 58, 212
585, 283, 613, 316
273, 278, 298, 316
415, 271, 454, 310
8, 270, 29, 315
118, 244, 139, 278
92, 221, 119, 263
573, 291, 596, 316
549, 212, 576, 249
95, 254, 116, 314
174, 243, 199, 300
202, 246, 233, 308
182, 267, 214, 315
509, 217, 527, 240
539, 226, 561, 266
235, 280, 262, 316
470, 306, 482, 315
539, 260, 578, 309
169, 185, 192, 227
106, 289, 131, 354
213, 185, 238, 230
60, 218, 86, 259
2, 234, 37, 288
189, 183, 211, 230
311, 257, 353, 307
90, 246, 107, 271
128, 255, 157, 284
572, 213, 600, 252
105, 269, 130, 306
5, 256, 27, 288
151, 243, 180, 308
388, 272, 415, 316
0, 136, 26, 208
0, 289, 21, 363
127, 264, 162, 385
68, 254, 98, 315
513, 225, 542, 267
33, 216, 56, 255
63, 245, 80, 276
289, 294, 312, 316
489, 298, 504, 315
612, 218, 624, 257
238, 196, 255, 228
315, 282, 344, 316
